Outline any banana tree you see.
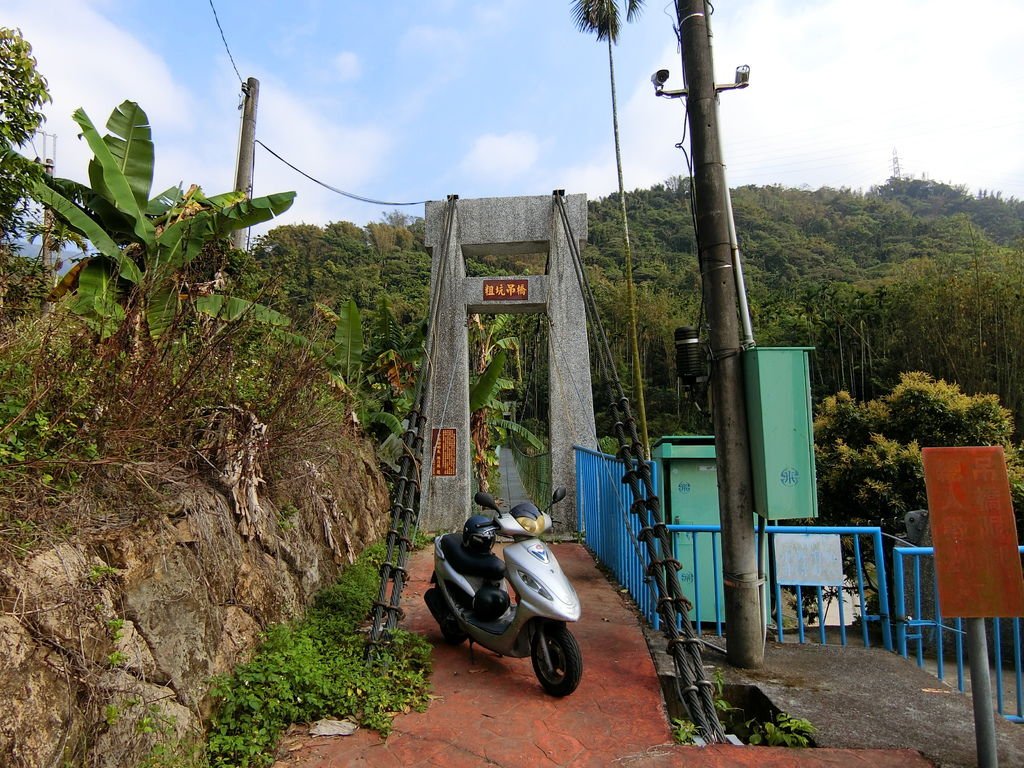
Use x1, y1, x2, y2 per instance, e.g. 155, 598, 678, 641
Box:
32, 100, 295, 342
318, 297, 426, 445
468, 314, 543, 493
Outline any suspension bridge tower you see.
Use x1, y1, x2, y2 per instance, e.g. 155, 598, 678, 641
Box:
420, 193, 597, 532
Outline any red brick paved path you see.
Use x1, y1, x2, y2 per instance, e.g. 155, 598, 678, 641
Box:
275, 544, 932, 767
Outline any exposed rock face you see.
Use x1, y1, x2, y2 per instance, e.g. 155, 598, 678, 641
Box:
0, 430, 389, 767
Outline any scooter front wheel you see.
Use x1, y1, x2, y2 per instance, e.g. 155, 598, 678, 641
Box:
531, 623, 582, 696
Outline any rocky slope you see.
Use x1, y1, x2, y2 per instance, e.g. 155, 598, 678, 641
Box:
0, 412, 389, 767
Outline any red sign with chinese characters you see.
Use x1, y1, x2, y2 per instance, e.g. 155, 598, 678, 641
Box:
431, 428, 457, 477
922, 446, 1024, 618
483, 279, 528, 301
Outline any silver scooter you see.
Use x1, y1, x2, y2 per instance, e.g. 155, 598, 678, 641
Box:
423, 487, 583, 696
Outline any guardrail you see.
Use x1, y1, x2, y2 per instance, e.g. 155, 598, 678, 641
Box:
575, 446, 662, 628
576, 446, 1023, 723
665, 524, 893, 651
575, 447, 891, 647
893, 545, 1024, 723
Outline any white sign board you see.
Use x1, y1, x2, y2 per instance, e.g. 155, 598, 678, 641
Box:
774, 533, 844, 586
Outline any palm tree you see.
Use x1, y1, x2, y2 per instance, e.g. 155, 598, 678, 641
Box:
571, 0, 650, 457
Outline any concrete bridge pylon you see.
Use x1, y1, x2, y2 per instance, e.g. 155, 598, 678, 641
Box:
420, 193, 597, 532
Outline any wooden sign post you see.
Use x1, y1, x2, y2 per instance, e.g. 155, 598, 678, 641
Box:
922, 446, 1024, 768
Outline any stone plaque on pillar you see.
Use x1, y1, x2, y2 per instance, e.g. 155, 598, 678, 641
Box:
431, 429, 457, 477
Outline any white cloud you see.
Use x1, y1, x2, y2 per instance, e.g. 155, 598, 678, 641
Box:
399, 25, 464, 55
460, 132, 541, 181
3, 0, 193, 185
333, 51, 361, 82
591, 0, 1024, 200
243, 79, 395, 229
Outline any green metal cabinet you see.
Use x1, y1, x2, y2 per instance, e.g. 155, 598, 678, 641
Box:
652, 436, 724, 624
742, 347, 818, 520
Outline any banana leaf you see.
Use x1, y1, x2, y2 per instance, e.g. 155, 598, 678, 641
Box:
214, 192, 296, 234
470, 349, 508, 413
74, 104, 155, 246
146, 287, 181, 340
103, 100, 154, 212
147, 185, 186, 217
156, 212, 218, 271
32, 182, 142, 283
195, 295, 292, 327
329, 298, 363, 382
489, 417, 544, 451
70, 260, 126, 340
363, 410, 404, 436
46, 176, 136, 240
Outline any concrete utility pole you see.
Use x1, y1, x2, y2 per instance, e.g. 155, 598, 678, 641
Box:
675, 0, 763, 669
41, 156, 56, 315
232, 77, 259, 251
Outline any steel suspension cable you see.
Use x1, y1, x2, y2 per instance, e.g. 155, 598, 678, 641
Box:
367, 196, 457, 651
554, 193, 726, 743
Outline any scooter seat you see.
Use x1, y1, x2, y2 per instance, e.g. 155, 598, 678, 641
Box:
439, 533, 506, 580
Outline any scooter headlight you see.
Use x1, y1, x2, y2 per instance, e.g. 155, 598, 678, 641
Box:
516, 516, 541, 534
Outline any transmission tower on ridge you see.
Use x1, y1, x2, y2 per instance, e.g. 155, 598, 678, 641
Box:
891, 147, 903, 180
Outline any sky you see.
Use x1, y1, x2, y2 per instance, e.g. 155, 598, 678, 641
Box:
4, 0, 1024, 233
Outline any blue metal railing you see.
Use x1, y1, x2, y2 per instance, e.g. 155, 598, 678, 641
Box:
893, 545, 1024, 723
575, 447, 891, 648
665, 524, 893, 652
576, 446, 662, 628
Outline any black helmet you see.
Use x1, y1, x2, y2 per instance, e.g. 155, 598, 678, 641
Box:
463, 515, 498, 553
473, 584, 510, 620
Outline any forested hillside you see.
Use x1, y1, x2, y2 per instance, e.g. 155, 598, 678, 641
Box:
251, 177, 1024, 438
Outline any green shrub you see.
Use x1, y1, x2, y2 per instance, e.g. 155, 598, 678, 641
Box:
206, 543, 431, 768
815, 372, 1024, 536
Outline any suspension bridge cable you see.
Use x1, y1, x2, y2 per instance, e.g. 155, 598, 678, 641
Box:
254, 140, 428, 207
367, 196, 457, 651
554, 192, 726, 744
207, 0, 243, 84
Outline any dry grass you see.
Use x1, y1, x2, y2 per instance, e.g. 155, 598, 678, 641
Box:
0, 305, 361, 560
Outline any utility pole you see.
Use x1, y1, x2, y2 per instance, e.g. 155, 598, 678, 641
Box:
41, 156, 56, 315
233, 76, 259, 251
675, 0, 763, 668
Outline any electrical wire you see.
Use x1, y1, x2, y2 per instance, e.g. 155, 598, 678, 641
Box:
255, 140, 428, 207
208, 0, 243, 84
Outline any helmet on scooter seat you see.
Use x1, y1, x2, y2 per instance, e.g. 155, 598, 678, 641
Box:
463, 515, 498, 553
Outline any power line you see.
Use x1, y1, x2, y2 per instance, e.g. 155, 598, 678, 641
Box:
255, 140, 428, 207
208, 0, 243, 84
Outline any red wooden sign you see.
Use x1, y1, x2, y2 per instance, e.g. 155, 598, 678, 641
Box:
431, 428, 457, 477
922, 446, 1024, 618
483, 279, 528, 301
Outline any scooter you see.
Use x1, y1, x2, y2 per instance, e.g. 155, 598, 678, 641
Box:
423, 487, 583, 696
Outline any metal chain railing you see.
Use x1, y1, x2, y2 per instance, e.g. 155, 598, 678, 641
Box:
555, 193, 726, 743
366, 197, 457, 652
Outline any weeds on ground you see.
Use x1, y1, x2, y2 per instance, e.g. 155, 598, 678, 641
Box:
746, 712, 815, 747
671, 669, 815, 748
205, 542, 432, 768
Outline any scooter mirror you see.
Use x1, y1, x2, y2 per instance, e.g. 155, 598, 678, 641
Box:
551, 487, 567, 504
474, 491, 499, 512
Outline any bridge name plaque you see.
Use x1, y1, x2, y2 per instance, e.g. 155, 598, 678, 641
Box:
482, 279, 528, 301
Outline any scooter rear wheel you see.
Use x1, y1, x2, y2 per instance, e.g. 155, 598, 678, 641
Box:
531, 623, 582, 696
427, 577, 467, 645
